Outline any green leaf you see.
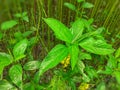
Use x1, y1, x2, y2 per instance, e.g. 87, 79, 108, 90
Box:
43, 18, 73, 43
115, 47, 120, 58
77, 0, 84, 3
79, 52, 92, 60
82, 2, 94, 8
24, 61, 41, 70
70, 19, 84, 43
1, 20, 18, 30
39, 44, 69, 76
14, 31, 23, 40
107, 55, 117, 68
22, 16, 29, 22
9, 64, 22, 89
88, 18, 94, 25
0, 52, 13, 75
117, 58, 120, 62
82, 73, 90, 82
13, 39, 28, 61
28, 37, 38, 47
69, 45, 79, 70
96, 82, 106, 90
0, 80, 16, 90
102, 66, 113, 74
77, 60, 85, 74
64, 2, 76, 11
0, 52, 13, 67
114, 71, 120, 84
14, 13, 22, 18
85, 66, 98, 79
77, 29, 103, 42
0, 66, 4, 75
23, 83, 35, 90
79, 37, 114, 55
23, 31, 34, 38
69, 80, 76, 90
14, 12, 29, 22
14, 12, 27, 18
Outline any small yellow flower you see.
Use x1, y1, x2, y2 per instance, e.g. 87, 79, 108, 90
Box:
61, 55, 70, 69
61, 60, 65, 64
78, 83, 90, 90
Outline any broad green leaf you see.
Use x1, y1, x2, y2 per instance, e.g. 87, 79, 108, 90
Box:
43, 18, 73, 43
69, 80, 76, 90
24, 61, 41, 70
33, 72, 40, 83
70, 19, 84, 43
23, 83, 35, 90
22, 16, 29, 22
28, 37, 38, 47
80, 19, 89, 28
77, 0, 84, 3
69, 45, 79, 70
0, 52, 13, 66
79, 52, 92, 60
115, 47, 120, 58
9, 64, 22, 89
88, 18, 94, 25
14, 13, 22, 18
96, 82, 106, 90
39, 44, 69, 76
79, 37, 114, 55
0, 80, 16, 90
85, 66, 98, 79
82, 2, 94, 8
77, 60, 85, 74
64, 2, 76, 11
0, 52, 13, 75
102, 66, 113, 74
114, 71, 120, 84
23, 31, 34, 38
107, 55, 117, 68
79, 18, 94, 31
13, 39, 28, 61
1, 20, 18, 30
77, 29, 104, 42
22, 12, 27, 16
14, 31, 23, 40
82, 73, 90, 82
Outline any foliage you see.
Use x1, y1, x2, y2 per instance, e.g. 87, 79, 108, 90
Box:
0, 0, 120, 90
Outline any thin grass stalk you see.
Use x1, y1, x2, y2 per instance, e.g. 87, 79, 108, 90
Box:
99, 0, 113, 26
103, 0, 119, 27
93, 0, 103, 24
47, 0, 51, 51
107, 8, 118, 31
37, 0, 48, 53
67, 0, 71, 26
4, 0, 12, 19
90, 0, 101, 18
